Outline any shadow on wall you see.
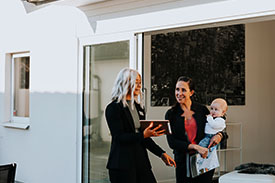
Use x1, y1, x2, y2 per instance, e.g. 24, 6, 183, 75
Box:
0, 92, 81, 183
0, 93, 4, 123
86, 0, 228, 22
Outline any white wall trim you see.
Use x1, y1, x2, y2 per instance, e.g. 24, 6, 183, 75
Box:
79, 31, 136, 68
84, 0, 275, 36
79, 31, 133, 46
132, 10, 275, 35
76, 38, 83, 183
2, 122, 30, 130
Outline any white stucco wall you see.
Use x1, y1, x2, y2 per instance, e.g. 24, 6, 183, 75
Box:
0, 1, 92, 183
1, 0, 275, 183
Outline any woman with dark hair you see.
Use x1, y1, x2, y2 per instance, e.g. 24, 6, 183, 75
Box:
165, 76, 226, 183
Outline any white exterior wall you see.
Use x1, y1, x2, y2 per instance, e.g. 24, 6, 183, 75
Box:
78, 0, 275, 35
1, 0, 275, 183
0, 1, 92, 183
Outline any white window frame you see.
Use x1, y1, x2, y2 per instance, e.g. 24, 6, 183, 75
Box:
3, 52, 30, 129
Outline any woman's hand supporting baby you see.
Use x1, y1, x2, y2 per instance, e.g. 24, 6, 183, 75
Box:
188, 144, 209, 158
208, 133, 222, 148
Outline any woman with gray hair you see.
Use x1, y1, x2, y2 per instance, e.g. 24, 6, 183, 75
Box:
105, 68, 176, 183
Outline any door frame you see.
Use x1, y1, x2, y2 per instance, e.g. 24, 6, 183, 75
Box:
76, 32, 137, 183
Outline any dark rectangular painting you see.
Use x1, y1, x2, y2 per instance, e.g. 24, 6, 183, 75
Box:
151, 24, 245, 106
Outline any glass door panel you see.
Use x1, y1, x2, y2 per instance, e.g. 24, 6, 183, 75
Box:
82, 41, 129, 183
142, 33, 176, 182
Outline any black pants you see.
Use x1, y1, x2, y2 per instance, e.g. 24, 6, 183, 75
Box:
109, 157, 156, 183
176, 165, 215, 183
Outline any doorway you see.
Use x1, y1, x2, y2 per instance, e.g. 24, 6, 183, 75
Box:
82, 41, 130, 183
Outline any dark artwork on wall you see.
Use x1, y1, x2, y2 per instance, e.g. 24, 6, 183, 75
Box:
151, 24, 245, 106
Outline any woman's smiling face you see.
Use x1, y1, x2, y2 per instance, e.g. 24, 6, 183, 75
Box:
175, 81, 194, 105
134, 74, 141, 96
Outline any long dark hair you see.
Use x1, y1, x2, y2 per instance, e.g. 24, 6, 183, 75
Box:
176, 76, 195, 92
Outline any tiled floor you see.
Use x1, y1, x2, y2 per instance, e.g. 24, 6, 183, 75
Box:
90, 141, 110, 183
213, 176, 219, 183
87, 140, 221, 183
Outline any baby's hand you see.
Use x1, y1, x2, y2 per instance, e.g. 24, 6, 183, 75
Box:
207, 114, 213, 119
207, 115, 214, 121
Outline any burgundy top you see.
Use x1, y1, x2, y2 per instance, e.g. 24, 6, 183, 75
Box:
185, 117, 197, 144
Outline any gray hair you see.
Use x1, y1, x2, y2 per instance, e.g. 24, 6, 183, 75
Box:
111, 67, 143, 108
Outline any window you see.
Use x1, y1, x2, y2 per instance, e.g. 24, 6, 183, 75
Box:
11, 53, 30, 124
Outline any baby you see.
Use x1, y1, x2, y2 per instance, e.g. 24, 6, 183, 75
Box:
199, 98, 228, 150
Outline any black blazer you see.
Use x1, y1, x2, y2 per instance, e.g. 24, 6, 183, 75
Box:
105, 100, 165, 170
165, 102, 209, 163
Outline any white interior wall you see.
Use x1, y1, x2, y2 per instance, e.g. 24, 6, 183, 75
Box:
242, 20, 275, 163
93, 59, 129, 142
221, 20, 275, 166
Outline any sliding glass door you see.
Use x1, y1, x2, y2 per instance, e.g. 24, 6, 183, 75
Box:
82, 40, 130, 183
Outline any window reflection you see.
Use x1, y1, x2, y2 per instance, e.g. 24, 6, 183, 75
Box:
13, 56, 30, 117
